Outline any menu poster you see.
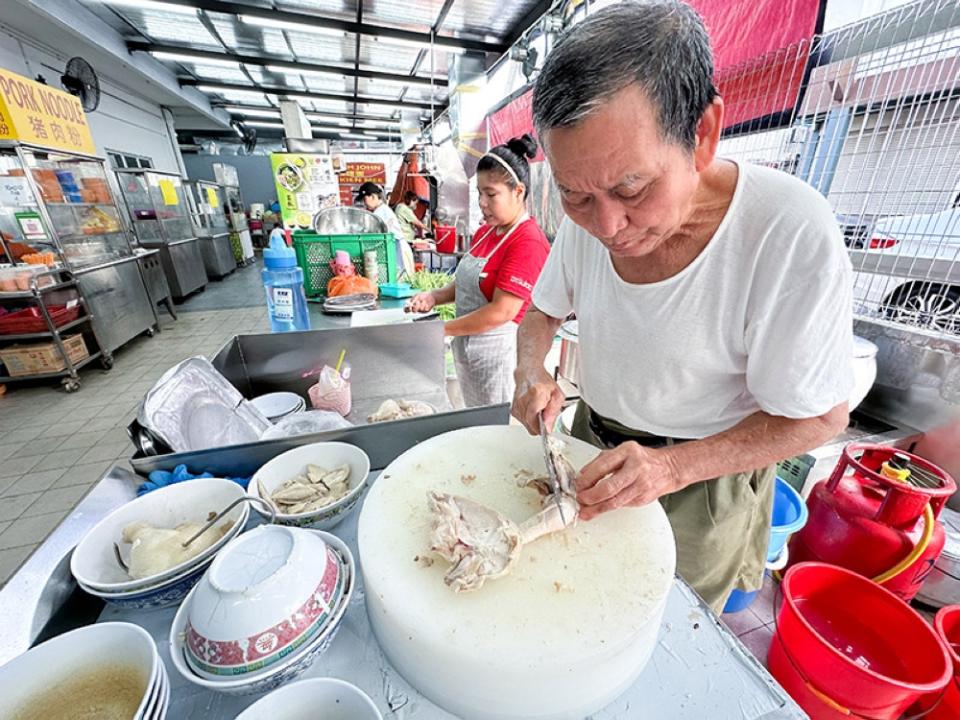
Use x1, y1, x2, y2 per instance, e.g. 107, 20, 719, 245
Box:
270, 153, 340, 230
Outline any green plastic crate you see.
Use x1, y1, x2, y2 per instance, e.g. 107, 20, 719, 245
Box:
293, 232, 398, 297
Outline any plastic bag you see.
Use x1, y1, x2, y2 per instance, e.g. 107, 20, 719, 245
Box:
308, 365, 352, 416
260, 410, 352, 440
327, 275, 377, 298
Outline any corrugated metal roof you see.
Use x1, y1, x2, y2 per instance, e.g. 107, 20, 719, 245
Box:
275, 0, 358, 21
79, 0, 547, 135
140, 10, 221, 47
441, 0, 533, 40
285, 31, 356, 63
357, 36, 423, 72
364, 0, 445, 31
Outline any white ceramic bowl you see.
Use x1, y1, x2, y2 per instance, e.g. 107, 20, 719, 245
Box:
71, 478, 249, 593
252, 392, 307, 421
248, 442, 370, 530
141, 657, 169, 720
236, 678, 383, 720
169, 530, 355, 696
184, 525, 347, 679
0, 622, 160, 719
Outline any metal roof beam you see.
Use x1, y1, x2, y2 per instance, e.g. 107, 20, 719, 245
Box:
129, 41, 449, 88
181, 79, 441, 111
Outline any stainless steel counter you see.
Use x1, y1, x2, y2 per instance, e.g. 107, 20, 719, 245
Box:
76, 257, 158, 353
0, 464, 807, 719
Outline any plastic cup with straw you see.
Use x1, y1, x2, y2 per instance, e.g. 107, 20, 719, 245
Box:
335, 348, 350, 380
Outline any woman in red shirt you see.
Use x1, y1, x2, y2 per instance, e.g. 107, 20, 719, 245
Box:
408, 134, 550, 406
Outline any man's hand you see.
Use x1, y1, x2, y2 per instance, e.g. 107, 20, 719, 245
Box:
511, 367, 565, 435
406, 291, 436, 314
575, 442, 682, 521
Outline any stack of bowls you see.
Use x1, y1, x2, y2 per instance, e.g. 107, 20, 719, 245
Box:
248, 442, 370, 530
169, 524, 355, 696
236, 678, 382, 719
0, 622, 170, 719
252, 392, 307, 422
71, 479, 249, 609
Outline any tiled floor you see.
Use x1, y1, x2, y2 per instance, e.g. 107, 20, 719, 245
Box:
0, 265, 269, 586
720, 574, 779, 665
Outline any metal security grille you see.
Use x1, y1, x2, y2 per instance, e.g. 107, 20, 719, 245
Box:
717, 0, 960, 337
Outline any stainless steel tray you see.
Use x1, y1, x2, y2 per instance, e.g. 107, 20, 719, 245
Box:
0, 466, 807, 719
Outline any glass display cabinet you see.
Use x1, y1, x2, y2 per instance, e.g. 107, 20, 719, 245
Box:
116, 169, 207, 299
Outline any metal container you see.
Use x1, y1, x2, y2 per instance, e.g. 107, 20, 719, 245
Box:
313, 206, 386, 235
128, 321, 510, 478
917, 506, 960, 608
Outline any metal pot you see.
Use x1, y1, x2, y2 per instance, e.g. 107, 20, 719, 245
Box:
557, 320, 579, 385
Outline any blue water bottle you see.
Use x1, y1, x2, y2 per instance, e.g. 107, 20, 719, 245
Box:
262, 234, 311, 332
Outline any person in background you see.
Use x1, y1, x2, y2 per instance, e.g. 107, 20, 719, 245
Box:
395, 190, 429, 244
356, 182, 416, 279
406, 135, 549, 407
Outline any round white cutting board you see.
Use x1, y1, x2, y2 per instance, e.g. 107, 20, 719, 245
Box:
358, 425, 676, 720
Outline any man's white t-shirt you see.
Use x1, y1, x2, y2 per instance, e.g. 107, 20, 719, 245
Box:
533, 161, 853, 439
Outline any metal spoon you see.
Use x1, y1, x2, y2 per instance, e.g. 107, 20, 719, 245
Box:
113, 496, 278, 573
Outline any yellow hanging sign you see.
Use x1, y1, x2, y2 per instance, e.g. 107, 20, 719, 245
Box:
0, 67, 96, 155
158, 179, 179, 206
206, 186, 219, 208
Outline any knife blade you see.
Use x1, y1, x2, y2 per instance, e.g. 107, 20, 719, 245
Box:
538, 410, 567, 525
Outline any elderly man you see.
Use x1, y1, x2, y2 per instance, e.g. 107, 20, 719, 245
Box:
512, 0, 853, 611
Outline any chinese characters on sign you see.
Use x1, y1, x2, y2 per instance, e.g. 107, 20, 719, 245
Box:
337, 162, 387, 206
0, 68, 96, 154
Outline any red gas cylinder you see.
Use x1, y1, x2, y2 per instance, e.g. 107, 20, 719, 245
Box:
788, 444, 956, 601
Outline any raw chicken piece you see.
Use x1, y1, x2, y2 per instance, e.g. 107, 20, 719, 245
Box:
428, 438, 580, 592
121, 520, 231, 580
368, 398, 435, 423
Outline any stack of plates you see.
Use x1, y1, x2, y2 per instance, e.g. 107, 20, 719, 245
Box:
322, 293, 377, 314
70, 479, 249, 610
251, 392, 307, 422
169, 525, 355, 696
0, 622, 170, 719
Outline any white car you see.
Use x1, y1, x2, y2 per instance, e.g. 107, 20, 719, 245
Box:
847, 199, 960, 335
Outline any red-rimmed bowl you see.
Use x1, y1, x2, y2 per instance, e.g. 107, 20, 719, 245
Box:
183, 525, 347, 680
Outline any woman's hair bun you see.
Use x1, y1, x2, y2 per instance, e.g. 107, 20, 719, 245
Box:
506, 133, 538, 160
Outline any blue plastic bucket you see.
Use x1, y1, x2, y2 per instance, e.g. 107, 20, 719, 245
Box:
724, 587, 759, 613
768, 477, 808, 562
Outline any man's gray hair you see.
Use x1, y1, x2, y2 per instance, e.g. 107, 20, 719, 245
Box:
532, 1, 718, 151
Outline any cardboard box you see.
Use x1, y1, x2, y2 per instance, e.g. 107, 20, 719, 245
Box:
0, 333, 89, 377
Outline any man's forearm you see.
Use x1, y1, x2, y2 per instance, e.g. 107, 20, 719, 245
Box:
665, 403, 849, 489
515, 306, 563, 379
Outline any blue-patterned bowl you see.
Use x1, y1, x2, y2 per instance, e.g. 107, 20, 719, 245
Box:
168, 531, 355, 696
77, 558, 210, 610
247, 442, 370, 531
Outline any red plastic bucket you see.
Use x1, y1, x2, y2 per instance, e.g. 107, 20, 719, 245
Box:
768, 562, 951, 719
925, 605, 960, 719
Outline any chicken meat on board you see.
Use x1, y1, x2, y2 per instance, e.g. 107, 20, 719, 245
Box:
429, 436, 580, 592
